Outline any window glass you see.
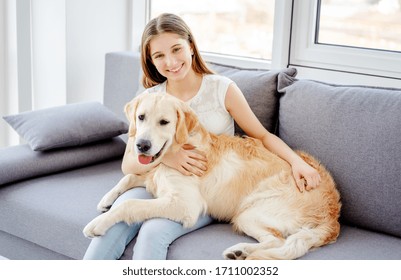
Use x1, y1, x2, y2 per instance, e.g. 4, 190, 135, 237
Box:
150, 0, 275, 60
317, 0, 401, 52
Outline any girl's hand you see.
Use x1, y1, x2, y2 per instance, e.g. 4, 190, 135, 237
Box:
291, 160, 321, 192
162, 144, 207, 176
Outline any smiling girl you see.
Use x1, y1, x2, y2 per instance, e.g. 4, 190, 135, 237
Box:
83, 13, 320, 260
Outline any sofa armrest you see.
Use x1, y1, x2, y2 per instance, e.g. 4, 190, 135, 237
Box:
0, 137, 126, 185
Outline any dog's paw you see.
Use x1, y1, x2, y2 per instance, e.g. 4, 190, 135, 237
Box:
82, 215, 109, 238
223, 244, 249, 260
97, 202, 112, 213
181, 216, 198, 228
96, 193, 117, 212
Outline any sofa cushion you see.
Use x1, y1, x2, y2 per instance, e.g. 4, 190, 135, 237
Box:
209, 62, 297, 135
0, 160, 124, 259
277, 73, 401, 238
0, 230, 70, 260
163, 224, 401, 260
103, 52, 142, 123
3, 102, 128, 151
0, 137, 126, 185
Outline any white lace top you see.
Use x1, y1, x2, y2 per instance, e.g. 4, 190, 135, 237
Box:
145, 74, 235, 136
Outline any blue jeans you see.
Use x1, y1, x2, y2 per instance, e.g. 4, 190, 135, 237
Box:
83, 187, 213, 260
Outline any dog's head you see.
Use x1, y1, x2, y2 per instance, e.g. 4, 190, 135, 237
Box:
124, 92, 199, 165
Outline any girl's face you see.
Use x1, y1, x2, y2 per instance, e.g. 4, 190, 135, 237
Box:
149, 32, 194, 82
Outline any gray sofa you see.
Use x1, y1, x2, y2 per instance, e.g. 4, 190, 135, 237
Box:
0, 51, 400, 260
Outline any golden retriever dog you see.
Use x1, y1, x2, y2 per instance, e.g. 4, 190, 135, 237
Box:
83, 92, 341, 260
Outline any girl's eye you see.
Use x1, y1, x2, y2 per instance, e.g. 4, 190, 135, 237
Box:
173, 47, 181, 53
159, 119, 169, 126
138, 114, 145, 121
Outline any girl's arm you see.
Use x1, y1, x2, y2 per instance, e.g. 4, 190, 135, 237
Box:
224, 83, 321, 192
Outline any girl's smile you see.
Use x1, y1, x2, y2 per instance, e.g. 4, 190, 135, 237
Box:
167, 63, 184, 74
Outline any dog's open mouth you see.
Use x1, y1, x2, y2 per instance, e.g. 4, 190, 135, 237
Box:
137, 142, 167, 165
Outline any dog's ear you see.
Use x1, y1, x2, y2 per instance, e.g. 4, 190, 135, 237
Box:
175, 105, 199, 144
124, 96, 140, 138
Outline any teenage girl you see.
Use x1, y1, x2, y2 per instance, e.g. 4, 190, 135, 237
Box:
83, 13, 320, 260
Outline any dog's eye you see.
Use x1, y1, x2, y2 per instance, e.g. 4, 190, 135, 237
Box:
159, 119, 169, 126
138, 114, 145, 121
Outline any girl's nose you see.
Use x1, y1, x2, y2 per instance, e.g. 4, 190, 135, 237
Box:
164, 55, 175, 67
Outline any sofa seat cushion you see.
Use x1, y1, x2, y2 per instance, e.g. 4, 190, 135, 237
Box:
277, 74, 401, 238
301, 225, 401, 260
163, 224, 401, 260
0, 159, 124, 259
0, 230, 70, 260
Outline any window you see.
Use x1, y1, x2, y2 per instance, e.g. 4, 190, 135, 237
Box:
150, 0, 275, 61
317, 0, 401, 53
290, 0, 401, 81
140, 0, 401, 84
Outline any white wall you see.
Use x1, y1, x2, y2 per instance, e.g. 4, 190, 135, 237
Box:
66, 0, 131, 104
31, 0, 67, 109
0, 0, 132, 148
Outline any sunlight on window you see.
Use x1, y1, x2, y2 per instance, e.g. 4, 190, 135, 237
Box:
318, 0, 401, 52
150, 0, 275, 60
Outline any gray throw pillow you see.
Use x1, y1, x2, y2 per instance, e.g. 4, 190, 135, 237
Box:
3, 102, 128, 151
208, 62, 297, 135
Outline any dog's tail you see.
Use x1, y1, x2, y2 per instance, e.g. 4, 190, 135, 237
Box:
246, 223, 340, 260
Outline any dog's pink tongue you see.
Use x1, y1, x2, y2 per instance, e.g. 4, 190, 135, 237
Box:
138, 155, 153, 165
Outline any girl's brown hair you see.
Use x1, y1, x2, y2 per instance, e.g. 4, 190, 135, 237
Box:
141, 13, 214, 88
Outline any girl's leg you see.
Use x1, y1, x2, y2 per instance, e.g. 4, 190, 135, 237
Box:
83, 187, 153, 259
133, 214, 214, 260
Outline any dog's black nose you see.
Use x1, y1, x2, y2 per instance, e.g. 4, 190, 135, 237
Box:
136, 139, 151, 153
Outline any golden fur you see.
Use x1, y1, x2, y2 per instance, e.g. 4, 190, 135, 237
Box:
83, 92, 341, 260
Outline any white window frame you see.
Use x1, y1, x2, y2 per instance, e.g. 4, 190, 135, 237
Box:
290, 0, 401, 80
